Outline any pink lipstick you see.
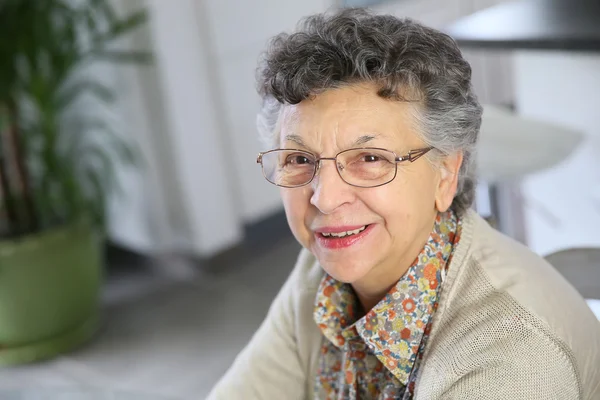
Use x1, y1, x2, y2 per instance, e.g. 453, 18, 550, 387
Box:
314, 224, 374, 250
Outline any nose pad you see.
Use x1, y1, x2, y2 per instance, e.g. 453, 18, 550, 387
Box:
315, 159, 323, 176
311, 158, 339, 186
310, 158, 352, 214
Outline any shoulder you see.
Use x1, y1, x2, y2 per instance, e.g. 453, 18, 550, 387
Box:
268, 247, 323, 326
287, 247, 325, 294
285, 247, 325, 379
448, 210, 597, 331
285, 247, 326, 336
463, 210, 599, 342
287, 247, 323, 288
416, 309, 584, 399
421, 210, 600, 398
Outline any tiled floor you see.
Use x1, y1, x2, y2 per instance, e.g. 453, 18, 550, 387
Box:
0, 237, 302, 399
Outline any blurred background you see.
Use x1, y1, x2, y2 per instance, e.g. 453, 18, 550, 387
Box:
0, 0, 598, 398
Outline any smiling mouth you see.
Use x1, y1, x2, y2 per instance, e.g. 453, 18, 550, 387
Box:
314, 224, 374, 250
319, 225, 368, 238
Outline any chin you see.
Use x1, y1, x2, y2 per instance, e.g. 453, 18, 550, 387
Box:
316, 256, 373, 284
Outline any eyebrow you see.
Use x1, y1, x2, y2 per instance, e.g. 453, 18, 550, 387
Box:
284, 134, 308, 148
283, 134, 380, 149
354, 135, 378, 146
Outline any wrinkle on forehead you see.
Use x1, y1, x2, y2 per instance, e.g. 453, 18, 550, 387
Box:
277, 83, 421, 152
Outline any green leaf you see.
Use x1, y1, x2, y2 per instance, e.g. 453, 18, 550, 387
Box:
94, 50, 153, 64
82, 167, 107, 230
90, 0, 118, 25
95, 9, 148, 45
81, 146, 118, 193
65, 117, 139, 166
105, 134, 139, 166
0, 0, 150, 237
55, 153, 86, 221
55, 80, 115, 112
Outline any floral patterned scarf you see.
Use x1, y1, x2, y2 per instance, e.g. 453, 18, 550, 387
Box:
313, 210, 462, 400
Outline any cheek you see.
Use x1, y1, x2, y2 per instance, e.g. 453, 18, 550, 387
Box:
364, 172, 436, 227
397, 167, 438, 206
281, 188, 312, 243
364, 186, 409, 228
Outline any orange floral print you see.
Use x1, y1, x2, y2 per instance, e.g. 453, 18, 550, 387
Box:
402, 298, 416, 313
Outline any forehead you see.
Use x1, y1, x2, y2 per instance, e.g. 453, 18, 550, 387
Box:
278, 83, 419, 147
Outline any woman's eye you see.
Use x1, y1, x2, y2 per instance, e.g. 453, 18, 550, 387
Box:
287, 155, 311, 165
362, 155, 381, 162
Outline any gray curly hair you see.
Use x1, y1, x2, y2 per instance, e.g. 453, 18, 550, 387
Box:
256, 8, 482, 215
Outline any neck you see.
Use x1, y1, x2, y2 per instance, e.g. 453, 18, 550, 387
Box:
355, 289, 393, 316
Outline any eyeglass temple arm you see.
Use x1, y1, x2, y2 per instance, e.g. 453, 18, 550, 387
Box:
396, 147, 433, 162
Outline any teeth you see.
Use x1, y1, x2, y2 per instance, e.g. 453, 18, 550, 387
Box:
321, 225, 367, 238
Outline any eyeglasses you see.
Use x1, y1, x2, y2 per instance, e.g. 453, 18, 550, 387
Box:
256, 147, 433, 188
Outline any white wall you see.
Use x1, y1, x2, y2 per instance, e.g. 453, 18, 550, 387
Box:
109, 0, 201, 254
146, 0, 244, 256
200, 0, 333, 224
514, 51, 600, 255
107, 0, 246, 257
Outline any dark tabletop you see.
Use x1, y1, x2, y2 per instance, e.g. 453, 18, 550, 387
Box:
445, 0, 600, 51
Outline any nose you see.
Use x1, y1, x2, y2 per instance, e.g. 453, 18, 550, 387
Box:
309, 159, 354, 214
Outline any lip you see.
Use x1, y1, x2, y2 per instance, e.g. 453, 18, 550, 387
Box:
314, 224, 374, 250
315, 225, 369, 234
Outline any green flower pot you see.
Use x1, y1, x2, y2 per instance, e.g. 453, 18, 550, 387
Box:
0, 222, 103, 366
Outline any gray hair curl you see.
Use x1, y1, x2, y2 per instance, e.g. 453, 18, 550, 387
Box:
256, 8, 482, 215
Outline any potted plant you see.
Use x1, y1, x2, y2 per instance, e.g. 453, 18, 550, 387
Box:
0, 0, 150, 365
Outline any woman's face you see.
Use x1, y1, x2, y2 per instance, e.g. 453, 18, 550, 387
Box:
278, 83, 460, 291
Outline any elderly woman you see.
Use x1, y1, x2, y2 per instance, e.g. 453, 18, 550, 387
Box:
208, 8, 600, 400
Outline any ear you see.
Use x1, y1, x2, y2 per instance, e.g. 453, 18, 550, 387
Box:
435, 152, 464, 212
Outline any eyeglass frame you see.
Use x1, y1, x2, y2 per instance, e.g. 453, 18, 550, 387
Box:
256, 146, 434, 188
